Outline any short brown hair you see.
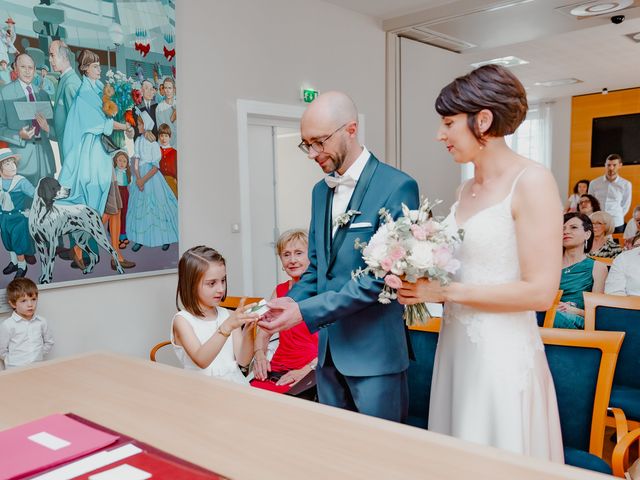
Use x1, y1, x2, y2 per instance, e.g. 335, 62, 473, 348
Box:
7, 277, 38, 306
606, 153, 622, 164
276, 229, 308, 256
176, 246, 226, 317
158, 123, 172, 137
435, 64, 528, 143
77, 49, 100, 75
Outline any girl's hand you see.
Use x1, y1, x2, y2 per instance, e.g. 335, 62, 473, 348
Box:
276, 367, 306, 386
224, 299, 259, 331
397, 278, 447, 305
253, 349, 270, 381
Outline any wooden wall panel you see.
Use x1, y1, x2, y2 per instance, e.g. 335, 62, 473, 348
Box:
570, 88, 640, 223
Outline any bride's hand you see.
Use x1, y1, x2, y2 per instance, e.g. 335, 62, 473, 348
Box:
397, 278, 447, 305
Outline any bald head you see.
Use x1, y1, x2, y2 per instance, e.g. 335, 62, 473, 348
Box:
301, 91, 358, 132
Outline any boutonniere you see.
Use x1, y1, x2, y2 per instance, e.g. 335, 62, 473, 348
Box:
334, 210, 361, 228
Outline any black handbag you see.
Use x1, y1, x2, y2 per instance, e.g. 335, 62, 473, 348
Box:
100, 134, 119, 154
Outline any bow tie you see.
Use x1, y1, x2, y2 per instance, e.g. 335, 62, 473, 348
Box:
325, 174, 356, 189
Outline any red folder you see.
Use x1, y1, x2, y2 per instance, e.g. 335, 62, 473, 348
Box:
0, 414, 119, 480
72, 451, 221, 479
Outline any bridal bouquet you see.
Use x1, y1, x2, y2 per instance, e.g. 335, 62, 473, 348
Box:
352, 199, 463, 326
105, 70, 135, 147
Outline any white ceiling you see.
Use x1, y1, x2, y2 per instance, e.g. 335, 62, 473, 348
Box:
321, 0, 640, 100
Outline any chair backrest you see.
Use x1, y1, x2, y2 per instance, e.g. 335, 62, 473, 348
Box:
220, 296, 263, 310
612, 233, 624, 246
540, 328, 625, 457
591, 256, 614, 267
584, 292, 640, 390
406, 317, 441, 429
539, 289, 563, 328
150, 340, 172, 362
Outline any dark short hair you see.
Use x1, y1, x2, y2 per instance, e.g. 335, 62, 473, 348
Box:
176, 246, 226, 317
77, 49, 100, 75
573, 179, 590, 194
579, 194, 601, 213
435, 64, 528, 143
564, 212, 594, 253
606, 153, 622, 164
6, 277, 38, 306
158, 123, 172, 137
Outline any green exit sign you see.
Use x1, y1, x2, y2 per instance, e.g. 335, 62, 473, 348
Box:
302, 88, 319, 103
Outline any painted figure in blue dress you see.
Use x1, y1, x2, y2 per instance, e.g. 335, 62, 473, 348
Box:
126, 109, 178, 252
0, 148, 35, 279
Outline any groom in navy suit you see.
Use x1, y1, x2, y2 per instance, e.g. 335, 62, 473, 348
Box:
259, 91, 419, 422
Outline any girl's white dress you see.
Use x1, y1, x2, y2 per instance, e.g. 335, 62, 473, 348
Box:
171, 308, 248, 385
429, 171, 564, 462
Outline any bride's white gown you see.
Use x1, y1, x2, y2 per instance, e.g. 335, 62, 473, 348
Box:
429, 173, 564, 462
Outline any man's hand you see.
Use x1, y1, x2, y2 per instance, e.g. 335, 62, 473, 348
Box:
257, 297, 302, 335
35, 113, 49, 133
19, 126, 35, 140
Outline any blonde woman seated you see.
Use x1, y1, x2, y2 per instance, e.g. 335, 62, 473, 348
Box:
554, 213, 608, 329
589, 211, 622, 258
251, 229, 318, 395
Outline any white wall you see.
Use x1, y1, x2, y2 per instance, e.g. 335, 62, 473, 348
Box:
549, 96, 572, 201
39, 0, 386, 362
399, 38, 468, 215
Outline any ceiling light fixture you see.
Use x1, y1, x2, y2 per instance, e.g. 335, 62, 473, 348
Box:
470, 56, 529, 69
533, 78, 583, 87
569, 1, 633, 17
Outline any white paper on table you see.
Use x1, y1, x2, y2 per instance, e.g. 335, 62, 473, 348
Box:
32, 443, 142, 480
14, 100, 53, 120
89, 463, 152, 480
28, 431, 71, 451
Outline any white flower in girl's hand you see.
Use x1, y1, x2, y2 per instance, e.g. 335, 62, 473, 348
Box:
334, 210, 361, 229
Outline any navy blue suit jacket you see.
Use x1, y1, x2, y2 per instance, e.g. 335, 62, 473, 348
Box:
288, 153, 419, 377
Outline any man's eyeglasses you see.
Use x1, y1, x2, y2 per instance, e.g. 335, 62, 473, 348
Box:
298, 123, 348, 154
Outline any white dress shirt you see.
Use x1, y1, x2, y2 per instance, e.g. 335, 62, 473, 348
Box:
331, 146, 370, 236
588, 175, 632, 227
604, 248, 640, 296
0, 312, 54, 368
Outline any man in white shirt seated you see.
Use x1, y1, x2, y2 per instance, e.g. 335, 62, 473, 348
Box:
604, 233, 640, 296
588, 154, 632, 233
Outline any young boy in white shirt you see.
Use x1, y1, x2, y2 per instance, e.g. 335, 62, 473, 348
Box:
0, 277, 54, 368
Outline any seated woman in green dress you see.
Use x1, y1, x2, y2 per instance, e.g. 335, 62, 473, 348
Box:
554, 212, 608, 329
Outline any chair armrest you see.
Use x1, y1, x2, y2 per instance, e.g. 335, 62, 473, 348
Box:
609, 407, 630, 442
612, 427, 640, 477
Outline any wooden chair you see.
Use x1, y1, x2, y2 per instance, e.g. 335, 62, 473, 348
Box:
540, 328, 625, 474
583, 292, 640, 435
612, 233, 625, 246
591, 256, 614, 267
539, 289, 564, 328
406, 317, 441, 429
612, 427, 640, 478
150, 341, 172, 362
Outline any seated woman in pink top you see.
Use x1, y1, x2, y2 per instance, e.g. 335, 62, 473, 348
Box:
251, 229, 318, 394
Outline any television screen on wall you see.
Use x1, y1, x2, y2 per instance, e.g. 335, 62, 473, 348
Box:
591, 113, 640, 167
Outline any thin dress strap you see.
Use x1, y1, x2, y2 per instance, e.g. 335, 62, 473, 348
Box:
507, 167, 528, 198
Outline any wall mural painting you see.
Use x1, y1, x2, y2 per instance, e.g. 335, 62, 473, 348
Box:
0, 0, 177, 288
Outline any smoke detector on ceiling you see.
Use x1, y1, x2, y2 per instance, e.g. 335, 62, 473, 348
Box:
569, 1, 634, 17
626, 31, 640, 42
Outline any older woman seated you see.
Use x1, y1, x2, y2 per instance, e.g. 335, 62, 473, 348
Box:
578, 194, 601, 216
589, 211, 622, 258
251, 229, 318, 395
605, 233, 640, 296
554, 213, 608, 329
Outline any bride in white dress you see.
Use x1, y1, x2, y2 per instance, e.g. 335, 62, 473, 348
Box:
398, 64, 564, 462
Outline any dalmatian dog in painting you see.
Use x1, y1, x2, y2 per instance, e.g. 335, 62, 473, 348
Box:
28, 177, 124, 284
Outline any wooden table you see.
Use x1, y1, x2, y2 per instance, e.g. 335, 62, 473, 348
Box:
0, 352, 610, 479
